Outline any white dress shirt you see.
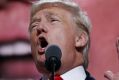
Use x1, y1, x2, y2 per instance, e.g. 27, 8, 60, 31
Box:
61, 66, 86, 80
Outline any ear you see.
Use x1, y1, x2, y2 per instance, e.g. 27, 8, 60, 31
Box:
75, 31, 88, 47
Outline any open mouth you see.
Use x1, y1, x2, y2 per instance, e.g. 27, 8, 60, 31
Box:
40, 37, 48, 48
38, 37, 48, 55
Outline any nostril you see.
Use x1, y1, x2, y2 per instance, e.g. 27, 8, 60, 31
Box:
37, 28, 47, 36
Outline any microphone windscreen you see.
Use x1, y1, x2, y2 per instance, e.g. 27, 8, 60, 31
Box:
45, 45, 62, 60
45, 45, 62, 72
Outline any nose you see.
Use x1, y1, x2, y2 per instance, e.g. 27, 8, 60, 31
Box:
36, 23, 48, 36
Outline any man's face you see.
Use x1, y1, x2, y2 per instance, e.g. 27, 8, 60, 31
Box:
29, 7, 82, 75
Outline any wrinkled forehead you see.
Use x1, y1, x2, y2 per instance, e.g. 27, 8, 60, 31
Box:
31, 7, 75, 26
33, 7, 72, 18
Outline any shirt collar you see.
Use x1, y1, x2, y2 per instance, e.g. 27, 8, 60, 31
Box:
61, 66, 86, 80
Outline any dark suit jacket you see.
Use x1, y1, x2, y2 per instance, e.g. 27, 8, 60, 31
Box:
85, 71, 95, 80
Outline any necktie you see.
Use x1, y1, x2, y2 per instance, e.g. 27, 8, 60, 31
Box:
54, 75, 63, 80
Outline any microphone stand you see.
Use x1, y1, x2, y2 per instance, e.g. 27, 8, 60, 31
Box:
50, 57, 56, 80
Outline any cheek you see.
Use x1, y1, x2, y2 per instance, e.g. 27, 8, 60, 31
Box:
30, 31, 37, 44
55, 30, 75, 53
58, 30, 76, 57
50, 30, 68, 45
52, 27, 75, 46
30, 32, 37, 54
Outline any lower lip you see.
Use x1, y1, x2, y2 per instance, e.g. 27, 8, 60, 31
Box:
38, 48, 45, 55
37, 48, 46, 62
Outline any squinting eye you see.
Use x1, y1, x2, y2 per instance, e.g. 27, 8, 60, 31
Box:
51, 19, 57, 22
50, 18, 59, 22
31, 24, 38, 29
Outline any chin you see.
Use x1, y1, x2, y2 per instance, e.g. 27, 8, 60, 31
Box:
35, 61, 49, 74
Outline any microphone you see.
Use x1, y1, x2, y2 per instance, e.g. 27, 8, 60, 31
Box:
45, 45, 62, 73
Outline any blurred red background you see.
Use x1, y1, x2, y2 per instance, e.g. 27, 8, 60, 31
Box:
0, 0, 119, 80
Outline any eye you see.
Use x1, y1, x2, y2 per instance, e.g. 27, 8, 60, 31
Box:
31, 23, 39, 29
50, 18, 59, 23
29, 24, 38, 32
32, 24, 37, 28
51, 19, 58, 22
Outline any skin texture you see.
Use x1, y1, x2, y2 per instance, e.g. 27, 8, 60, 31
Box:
104, 38, 119, 80
104, 71, 119, 80
29, 7, 87, 77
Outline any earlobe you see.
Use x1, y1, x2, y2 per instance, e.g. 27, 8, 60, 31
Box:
75, 32, 88, 47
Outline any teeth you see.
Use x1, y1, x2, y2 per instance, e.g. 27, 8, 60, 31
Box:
38, 47, 45, 55
41, 48, 45, 51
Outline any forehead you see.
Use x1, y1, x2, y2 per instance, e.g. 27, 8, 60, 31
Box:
32, 7, 73, 18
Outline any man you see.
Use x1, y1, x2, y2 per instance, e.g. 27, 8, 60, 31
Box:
29, 0, 95, 80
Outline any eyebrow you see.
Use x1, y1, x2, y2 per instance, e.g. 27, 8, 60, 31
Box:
31, 18, 41, 24
31, 12, 56, 23
31, 11, 60, 24
45, 11, 59, 19
29, 18, 40, 32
